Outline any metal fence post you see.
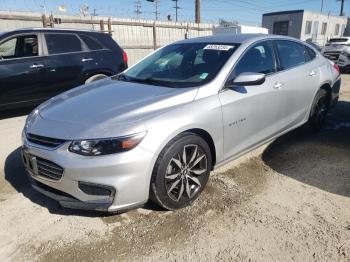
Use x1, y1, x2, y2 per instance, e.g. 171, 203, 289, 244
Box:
100, 19, 104, 32
153, 22, 157, 50
108, 18, 112, 36
42, 14, 47, 27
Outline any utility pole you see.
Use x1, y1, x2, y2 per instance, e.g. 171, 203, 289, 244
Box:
134, 0, 142, 19
172, 0, 180, 22
195, 0, 201, 23
338, 0, 345, 16
40, 0, 47, 15
321, 0, 324, 13
146, 0, 160, 20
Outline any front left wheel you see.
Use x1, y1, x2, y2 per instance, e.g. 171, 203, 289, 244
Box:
150, 133, 212, 210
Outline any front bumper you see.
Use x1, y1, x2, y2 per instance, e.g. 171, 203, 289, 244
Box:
22, 135, 156, 212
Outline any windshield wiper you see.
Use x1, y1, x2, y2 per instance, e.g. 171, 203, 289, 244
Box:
114, 73, 130, 81
114, 74, 175, 87
134, 78, 175, 87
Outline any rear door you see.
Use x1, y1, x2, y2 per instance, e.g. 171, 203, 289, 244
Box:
0, 33, 47, 107
219, 40, 285, 159
274, 40, 320, 130
42, 33, 86, 97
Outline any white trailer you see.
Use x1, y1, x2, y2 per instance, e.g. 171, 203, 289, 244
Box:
213, 24, 268, 35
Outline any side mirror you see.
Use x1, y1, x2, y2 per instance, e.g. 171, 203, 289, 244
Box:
227, 72, 266, 87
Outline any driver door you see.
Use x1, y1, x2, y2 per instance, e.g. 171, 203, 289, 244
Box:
218, 40, 285, 159
0, 33, 47, 108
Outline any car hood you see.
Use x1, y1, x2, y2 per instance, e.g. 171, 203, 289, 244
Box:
27, 78, 198, 139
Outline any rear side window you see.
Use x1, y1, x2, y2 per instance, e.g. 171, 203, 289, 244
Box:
276, 40, 307, 70
233, 41, 276, 76
45, 34, 82, 54
305, 45, 316, 61
79, 34, 103, 50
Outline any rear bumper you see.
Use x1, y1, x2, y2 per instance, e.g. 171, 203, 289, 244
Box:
331, 77, 341, 107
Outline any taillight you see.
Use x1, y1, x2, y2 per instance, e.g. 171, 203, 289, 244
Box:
333, 63, 340, 74
122, 50, 128, 65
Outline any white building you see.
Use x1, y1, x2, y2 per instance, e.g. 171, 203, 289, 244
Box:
262, 10, 349, 46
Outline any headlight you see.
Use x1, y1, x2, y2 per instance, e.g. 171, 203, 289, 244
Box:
69, 132, 146, 156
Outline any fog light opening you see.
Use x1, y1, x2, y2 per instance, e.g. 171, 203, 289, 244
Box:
78, 182, 115, 200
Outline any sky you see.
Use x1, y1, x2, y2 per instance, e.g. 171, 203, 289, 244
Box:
0, 0, 349, 25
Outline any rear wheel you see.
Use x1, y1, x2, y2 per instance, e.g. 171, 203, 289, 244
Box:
85, 74, 108, 84
308, 89, 329, 132
150, 133, 212, 210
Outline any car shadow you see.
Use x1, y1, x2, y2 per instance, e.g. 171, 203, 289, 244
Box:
4, 147, 111, 217
4, 147, 162, 216
262, 101, 350, 198
0, 106, 35, 120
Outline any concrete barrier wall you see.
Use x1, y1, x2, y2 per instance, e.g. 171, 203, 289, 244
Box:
0, 10, 213, 65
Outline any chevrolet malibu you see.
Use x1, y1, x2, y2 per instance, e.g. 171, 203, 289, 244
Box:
22, 34, 341, 212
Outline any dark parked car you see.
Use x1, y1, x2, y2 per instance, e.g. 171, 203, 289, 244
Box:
0, 28, 128, 110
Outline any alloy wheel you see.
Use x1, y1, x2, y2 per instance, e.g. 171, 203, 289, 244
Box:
313, 94, 328, 127
165, 144, 208, 202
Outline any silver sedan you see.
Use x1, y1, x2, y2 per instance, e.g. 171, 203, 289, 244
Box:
22, 34, 341, 212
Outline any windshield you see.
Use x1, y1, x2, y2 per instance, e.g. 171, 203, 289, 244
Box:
329, 38, 349, 43
119, 42, 239, 88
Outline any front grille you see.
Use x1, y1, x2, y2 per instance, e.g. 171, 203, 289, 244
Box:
36, 157, 64, 181
27, 133, 66, 148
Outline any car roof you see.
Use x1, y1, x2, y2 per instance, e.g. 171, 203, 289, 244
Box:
2, 28, 105, 35
175, 34, 299, 45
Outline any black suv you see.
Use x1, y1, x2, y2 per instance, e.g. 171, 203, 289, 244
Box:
0, 28, 128, 110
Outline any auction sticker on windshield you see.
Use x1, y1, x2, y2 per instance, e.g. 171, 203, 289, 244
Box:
204, 44, 234, 51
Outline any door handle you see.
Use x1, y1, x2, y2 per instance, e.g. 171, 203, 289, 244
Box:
309, 70, 316, 76
273, 82, 283, 89
30, 64, 44, 69
82, 58, 94, 62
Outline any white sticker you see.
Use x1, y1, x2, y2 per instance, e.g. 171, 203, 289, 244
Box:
204, 44, 234, 51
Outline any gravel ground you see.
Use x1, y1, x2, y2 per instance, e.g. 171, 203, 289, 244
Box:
0, 75, 350, 262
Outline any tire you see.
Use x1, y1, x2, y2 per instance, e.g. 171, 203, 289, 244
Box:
308, 89, 329, 132
150, 132, 212, 210
85, 74, 108, 84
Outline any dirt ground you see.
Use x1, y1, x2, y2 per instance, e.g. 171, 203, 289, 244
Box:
0, 75, 350, 262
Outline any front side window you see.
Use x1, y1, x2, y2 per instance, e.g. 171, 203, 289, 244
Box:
276, 40, 308, 70
233, 41, 276, 77
0, 35, 38, 59
45, 34, 82, 55
304, 45, 317, 62
121, 43, 239, 88
305, 21, 312, 35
